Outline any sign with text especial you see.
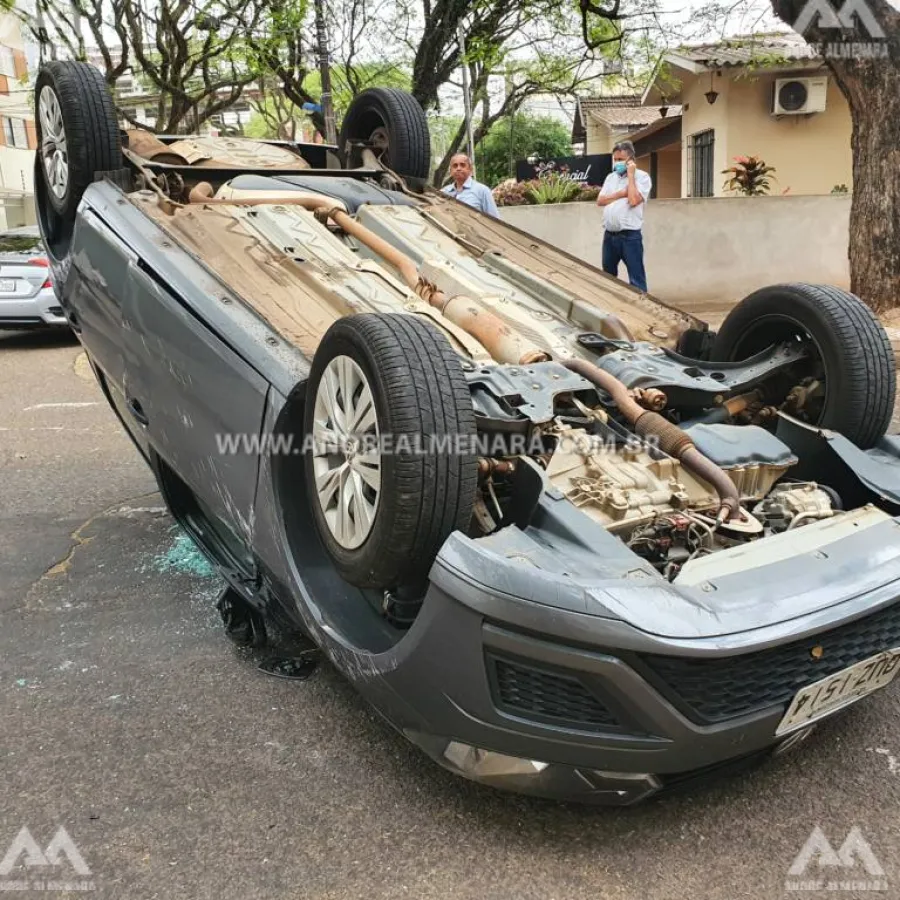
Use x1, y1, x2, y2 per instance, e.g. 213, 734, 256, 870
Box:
515, 154, 612, 186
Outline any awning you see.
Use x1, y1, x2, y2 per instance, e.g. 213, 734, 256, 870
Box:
625, 115, 682, 156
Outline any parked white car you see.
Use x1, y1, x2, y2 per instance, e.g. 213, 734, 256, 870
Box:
0, 227, 64, 328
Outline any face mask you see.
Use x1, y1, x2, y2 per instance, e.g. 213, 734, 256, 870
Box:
614, 161, 628, 175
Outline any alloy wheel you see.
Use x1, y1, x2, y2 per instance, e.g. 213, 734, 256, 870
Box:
311, 355, 381, 550
39, 86, 68, 200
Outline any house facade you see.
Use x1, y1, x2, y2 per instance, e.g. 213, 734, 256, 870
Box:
572, 95, 664, 155
639, 34, 852, 198
571, 96, 682, 199
0, 13, 37, 230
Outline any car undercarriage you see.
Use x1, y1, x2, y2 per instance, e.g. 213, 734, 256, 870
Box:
123, 168, 899, 592
34, 60, 900, 803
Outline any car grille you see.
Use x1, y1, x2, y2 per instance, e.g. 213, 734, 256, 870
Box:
488, 655, 619, 731
640, 601, 900, 724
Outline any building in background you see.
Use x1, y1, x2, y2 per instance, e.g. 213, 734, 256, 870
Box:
639, 33, 851, 198
82, 47, 258, 135
571, 95, 681, 198
572, 95, 665, 154
0, 13, 36, 230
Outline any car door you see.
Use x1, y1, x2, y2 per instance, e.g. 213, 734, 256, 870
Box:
64, 208, 133, 393
121, 261, 270, 562
60, 206, 158, 456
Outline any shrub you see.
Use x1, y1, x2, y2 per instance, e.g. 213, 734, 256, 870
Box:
526, 169, 581, 204
492, 179, 533, 207
492, 167, 601, 207
722, 155, 776, 196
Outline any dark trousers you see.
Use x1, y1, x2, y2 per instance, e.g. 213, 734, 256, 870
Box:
602, 229, 647, 293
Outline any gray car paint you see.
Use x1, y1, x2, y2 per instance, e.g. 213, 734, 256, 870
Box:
55, 177, 900, 804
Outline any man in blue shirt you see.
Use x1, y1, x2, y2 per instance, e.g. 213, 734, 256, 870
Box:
441, 153, 499, 217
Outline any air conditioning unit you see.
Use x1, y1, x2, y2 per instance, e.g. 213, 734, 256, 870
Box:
773, 77, 828, 115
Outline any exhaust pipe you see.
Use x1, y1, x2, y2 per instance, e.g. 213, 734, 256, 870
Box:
189, 185, 549, 365
561, 358, 742, 524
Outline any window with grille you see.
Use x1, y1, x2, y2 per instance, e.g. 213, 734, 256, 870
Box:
3, 117, 27, 148
688, 129, 715, 198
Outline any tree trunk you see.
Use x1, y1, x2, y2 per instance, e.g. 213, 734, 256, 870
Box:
770, 0, 900, 313
839, 62, 900, 313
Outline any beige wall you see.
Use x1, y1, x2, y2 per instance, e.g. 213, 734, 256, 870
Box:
586, 118, 611, 154
656, 147, 681, 198
0, 13, 26, 51
629, 150, 681, 199
677, 69, 852, 198
500, 194, 850, 311
0, 146, 34, 192
725, 75, 851, 196
585, 118, 639, 155
681, 71, 732, 197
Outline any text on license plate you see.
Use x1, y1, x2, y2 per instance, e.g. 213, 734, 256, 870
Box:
0, 278, 16, 292
775, 647, 900, 736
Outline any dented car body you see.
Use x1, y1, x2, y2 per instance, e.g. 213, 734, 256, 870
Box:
37, 62, 900, 803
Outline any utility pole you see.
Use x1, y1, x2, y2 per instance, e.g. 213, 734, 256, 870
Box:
313, 0, 337, 145
505, 72, 515, 179
69, 0, 83, 59
457, 22, 475, 166
36, 2, 55, 61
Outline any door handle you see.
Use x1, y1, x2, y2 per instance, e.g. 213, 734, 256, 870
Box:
127, 397, 149, 426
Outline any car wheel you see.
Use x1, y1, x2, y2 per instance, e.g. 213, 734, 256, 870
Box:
303, 313, 478, 590
711, 283, 896, 448
339, 87, 430, 180
35, 61, 121, 219
34, 156, 72, 292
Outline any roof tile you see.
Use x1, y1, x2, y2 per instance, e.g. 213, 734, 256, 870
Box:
670, 33, 819, 68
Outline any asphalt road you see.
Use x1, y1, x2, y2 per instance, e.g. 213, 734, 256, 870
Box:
3, 328, 900, 900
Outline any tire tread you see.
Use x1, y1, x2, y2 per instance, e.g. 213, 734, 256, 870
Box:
303, 313, 477, 589
712, 283, 896, 448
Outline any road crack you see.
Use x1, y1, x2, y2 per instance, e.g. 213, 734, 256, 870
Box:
23, 490, 164, 608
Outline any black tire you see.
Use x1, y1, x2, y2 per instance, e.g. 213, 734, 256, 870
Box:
35, 61, 121, 218
711, 283, 896, 448
303, 313, 477, 589
339, 87, 430, 180
34, 156, 72, 295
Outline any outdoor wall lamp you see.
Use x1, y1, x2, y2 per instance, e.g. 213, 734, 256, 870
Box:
705, 70, 719, 104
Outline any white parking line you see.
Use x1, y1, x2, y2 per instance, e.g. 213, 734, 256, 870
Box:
23, 402, 101, 411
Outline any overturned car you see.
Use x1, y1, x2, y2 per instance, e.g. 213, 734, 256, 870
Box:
36, 60, 900, 804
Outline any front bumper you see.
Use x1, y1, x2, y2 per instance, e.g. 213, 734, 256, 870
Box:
0, 287, 67, 327
352, 519, 900, 805
255, 384, 900, 804
375, 586, 823, 803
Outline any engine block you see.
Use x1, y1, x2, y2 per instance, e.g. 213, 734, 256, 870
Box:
545, 426, 795, 533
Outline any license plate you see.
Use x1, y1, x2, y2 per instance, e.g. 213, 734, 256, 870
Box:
776, 647, 900, 736
0, 278, 15, 292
